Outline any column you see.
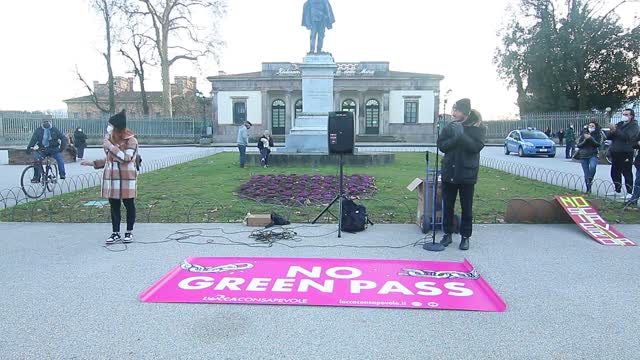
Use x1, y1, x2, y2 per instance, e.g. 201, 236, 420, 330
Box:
211, 90, 218, 135
382, 91, 390, 136
285, 91, 292, 133
261, 90, 269, 131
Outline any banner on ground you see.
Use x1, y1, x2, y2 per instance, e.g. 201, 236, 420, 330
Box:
140, 257, 507, 312
555, 195, 635, 246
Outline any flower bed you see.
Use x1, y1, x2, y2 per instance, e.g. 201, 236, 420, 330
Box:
238, 174, 377, 205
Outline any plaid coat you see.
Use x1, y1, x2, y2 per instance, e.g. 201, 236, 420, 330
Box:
94, 131, 139, 199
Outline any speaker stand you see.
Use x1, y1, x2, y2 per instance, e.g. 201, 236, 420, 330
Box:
312, 153, 346, 238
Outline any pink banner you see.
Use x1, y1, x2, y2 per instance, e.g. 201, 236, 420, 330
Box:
140, 257, 507, 312
555, 195, 636, 246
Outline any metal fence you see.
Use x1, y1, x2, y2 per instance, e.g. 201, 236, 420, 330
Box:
0, 112, 199, 146
484, 110, 633, 139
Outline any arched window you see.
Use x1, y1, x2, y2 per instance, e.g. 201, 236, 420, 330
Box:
342, 99, 356, 114
295, 99, 303, 118
365, 99, 380, 134
271, 99, 286, 135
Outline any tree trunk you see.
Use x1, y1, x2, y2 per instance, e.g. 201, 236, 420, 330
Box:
514, 68, 527, 112
160, 35, 172, 117
139, 74, 150, 116
105, 4, 115, 114
136, 45, 150, 116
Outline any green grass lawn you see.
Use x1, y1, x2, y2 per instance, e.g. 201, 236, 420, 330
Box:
2, 152, 638, 224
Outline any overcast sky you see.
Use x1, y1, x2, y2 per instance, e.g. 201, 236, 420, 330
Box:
0, 0, 637, 118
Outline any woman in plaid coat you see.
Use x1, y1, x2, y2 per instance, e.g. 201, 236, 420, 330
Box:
82, 110, 139, 244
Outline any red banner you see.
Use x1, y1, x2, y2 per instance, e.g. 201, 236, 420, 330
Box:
555, 196, 635, 246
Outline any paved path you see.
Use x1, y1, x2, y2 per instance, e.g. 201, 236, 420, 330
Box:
1, 222, 638, 359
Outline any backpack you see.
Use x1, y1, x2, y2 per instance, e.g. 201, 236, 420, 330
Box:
341, 199, 373, 233
134, 154, 142, 171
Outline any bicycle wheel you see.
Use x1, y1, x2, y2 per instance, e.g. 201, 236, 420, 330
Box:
45, 163, 59, 192
21, 165, 45, 199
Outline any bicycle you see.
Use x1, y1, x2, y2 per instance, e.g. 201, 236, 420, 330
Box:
20, 150, 59, 199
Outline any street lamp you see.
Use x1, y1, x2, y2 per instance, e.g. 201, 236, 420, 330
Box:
195, 90, 208, 138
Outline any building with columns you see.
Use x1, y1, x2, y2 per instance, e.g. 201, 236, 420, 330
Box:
207, 62, 443, 142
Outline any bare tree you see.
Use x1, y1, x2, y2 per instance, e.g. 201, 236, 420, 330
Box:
75, 65, 111, 113
87, 0, 121, 115
120, 21, 156, 116
133, 0, 226, 117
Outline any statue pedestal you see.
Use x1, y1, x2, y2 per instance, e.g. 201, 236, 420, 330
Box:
280, 54, 336, 154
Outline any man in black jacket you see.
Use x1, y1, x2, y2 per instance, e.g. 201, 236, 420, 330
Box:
26, 119, 67, 181
607, 109, 640, 198
437, 98, 486, 250
627, 131, 640, 206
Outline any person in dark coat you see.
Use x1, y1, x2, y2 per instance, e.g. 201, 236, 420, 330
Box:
607, 108, 640, 198
26, 119, 67, 181
437, 98, 486, 251
257, 130, 275, 168
73, 127, 88, 160
575, 122, 602, 194
565, 124, 576, 158
627, 132, 640, 206
557, 128, 565, 145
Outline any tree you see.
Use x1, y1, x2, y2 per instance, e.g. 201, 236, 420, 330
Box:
77, 0, 121, 114
495, 0, 640, 113
129, 0, 226, 117
119, 20, 155, 116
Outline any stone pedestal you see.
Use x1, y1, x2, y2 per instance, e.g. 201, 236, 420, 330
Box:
280, 54, 336, 154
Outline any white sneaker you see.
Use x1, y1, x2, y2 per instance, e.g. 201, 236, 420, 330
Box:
123, 232, 133, 243
625, 193, 634, 200
106, 233, 121, 244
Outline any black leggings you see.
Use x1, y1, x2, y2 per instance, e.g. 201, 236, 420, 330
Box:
109, 198, 136, 233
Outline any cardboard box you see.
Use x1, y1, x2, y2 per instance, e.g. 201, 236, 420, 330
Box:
407, 177, 443, 229
245, 214, 272, 227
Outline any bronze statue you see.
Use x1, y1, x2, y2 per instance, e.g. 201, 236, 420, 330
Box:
302, 0, 335, 54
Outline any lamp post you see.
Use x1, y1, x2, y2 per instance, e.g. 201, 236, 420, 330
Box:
195, 91, 207, 139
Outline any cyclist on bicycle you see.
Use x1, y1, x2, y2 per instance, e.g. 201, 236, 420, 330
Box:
26, 119, 67, 182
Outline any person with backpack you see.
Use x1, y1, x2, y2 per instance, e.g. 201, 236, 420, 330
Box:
257, 130, 274, 168
437, 98, 486, 251
81, 110, 139, 244
26, 119, 67, 181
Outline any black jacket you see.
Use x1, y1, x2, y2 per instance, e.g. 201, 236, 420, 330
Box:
607, 120, 640, 153
633, 132, 640, 167
27, 126, 67, 153
576, 128, 602, 158
257, 136, 274, 150
73, 130, 87, 147
437, 110, 486, 184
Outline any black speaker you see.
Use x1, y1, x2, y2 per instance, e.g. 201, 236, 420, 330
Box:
328, 111, 355, 154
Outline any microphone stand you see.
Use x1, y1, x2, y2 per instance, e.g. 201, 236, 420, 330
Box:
424, 114, 446, 252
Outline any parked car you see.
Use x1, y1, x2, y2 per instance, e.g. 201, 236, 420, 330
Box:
504, 129, 556, 157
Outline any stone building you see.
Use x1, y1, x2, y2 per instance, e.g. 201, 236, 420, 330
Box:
64, 76, 210, 120
207, 62, 443, 142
